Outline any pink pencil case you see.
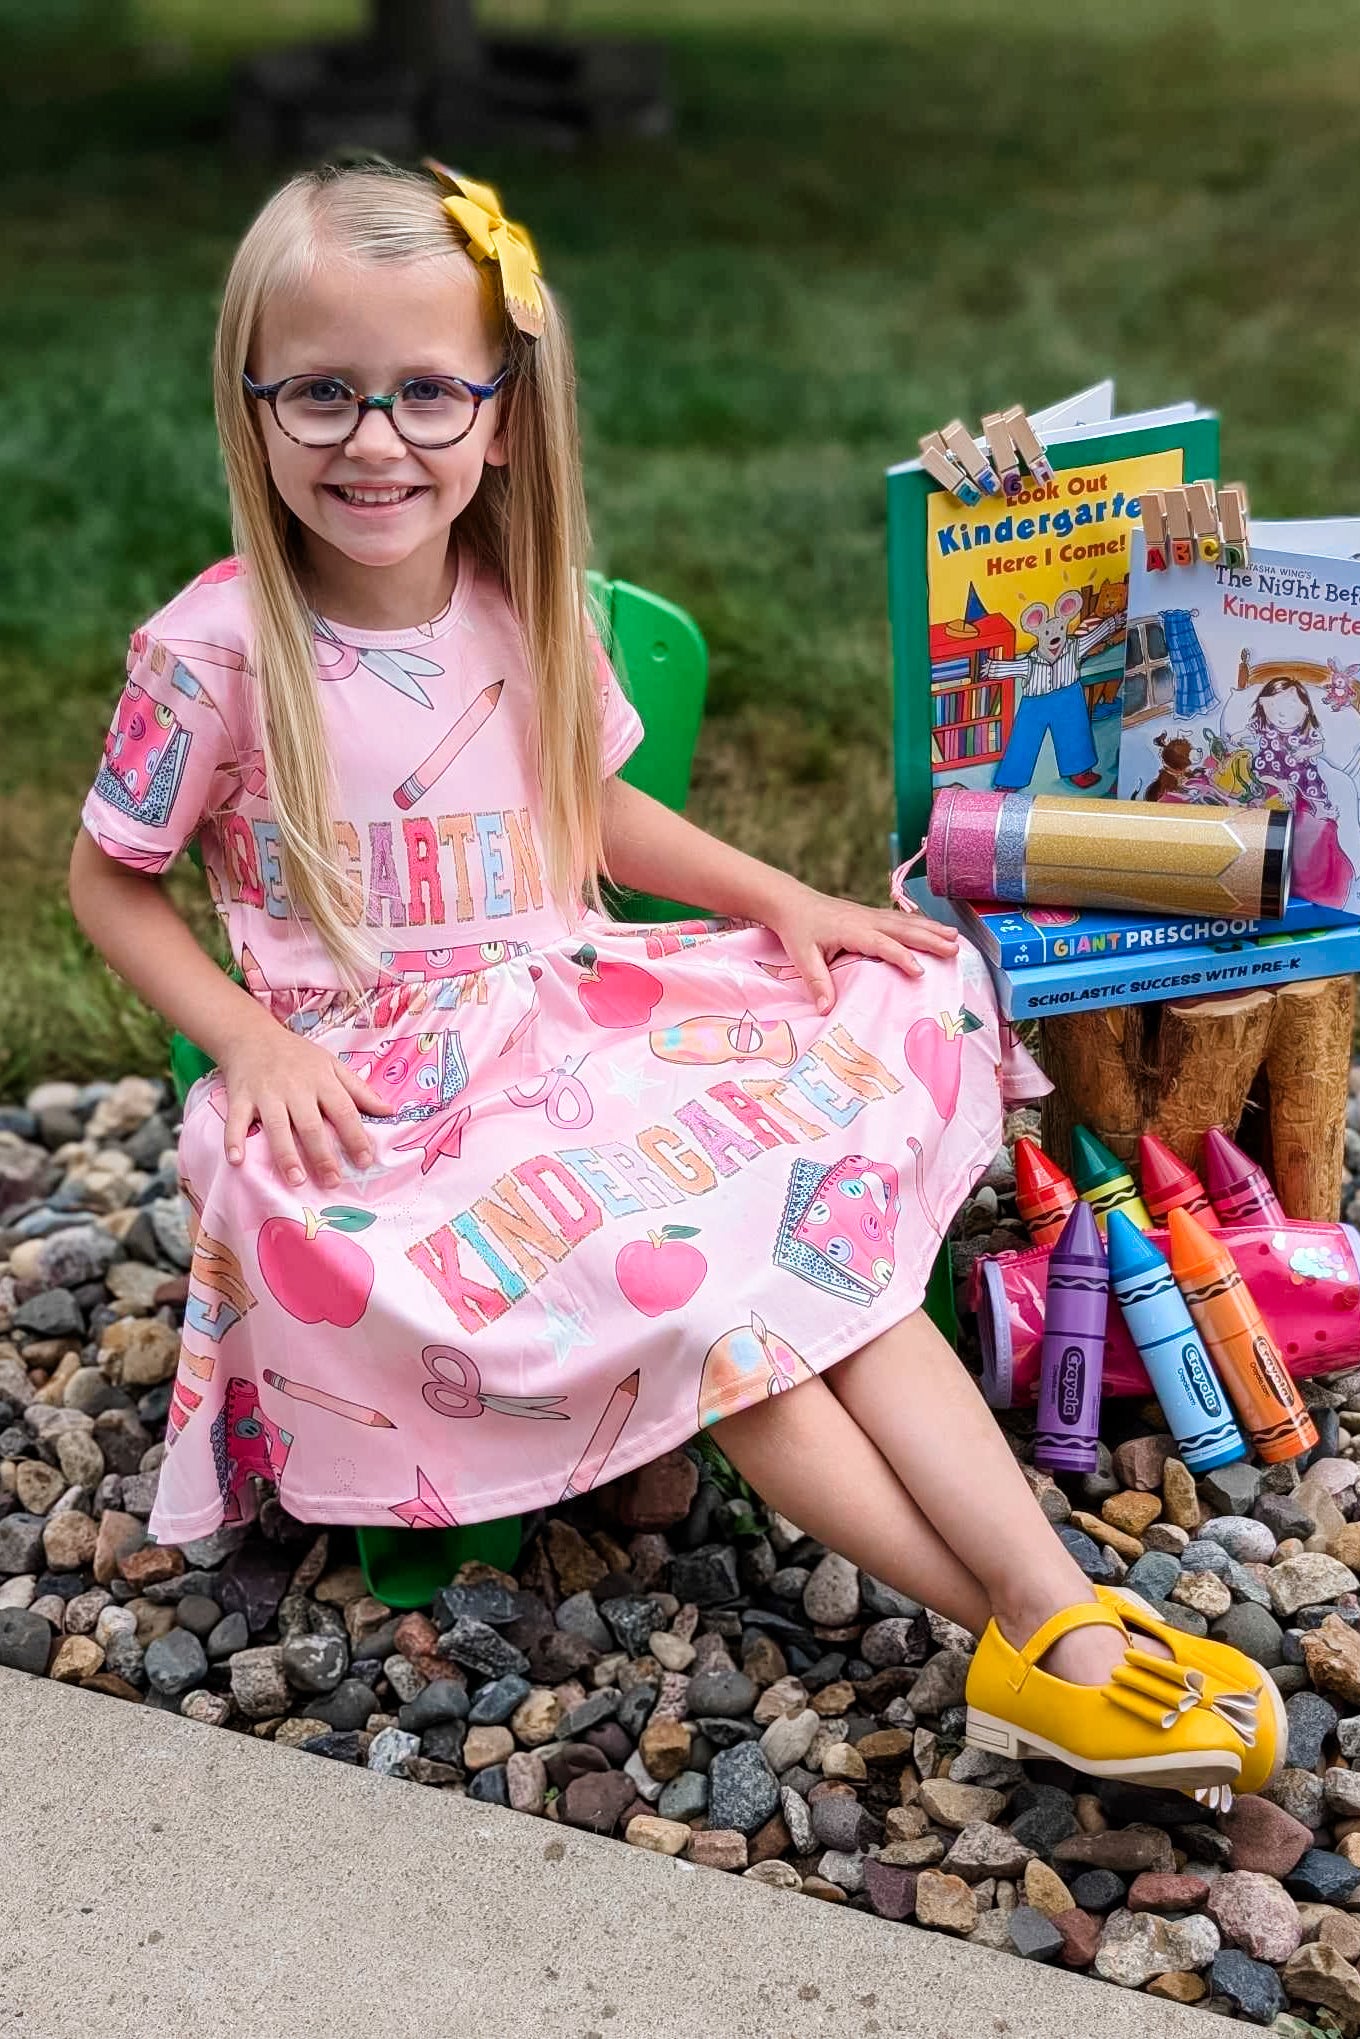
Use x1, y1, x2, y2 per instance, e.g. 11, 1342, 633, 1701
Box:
969, 1218, 1360, 1409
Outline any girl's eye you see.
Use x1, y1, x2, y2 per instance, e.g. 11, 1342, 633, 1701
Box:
301, 379, 347, 404
405, 379, 451, 404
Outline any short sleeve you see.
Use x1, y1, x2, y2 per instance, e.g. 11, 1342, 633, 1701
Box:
80, 627, 243, 875
591, 629, 645, 778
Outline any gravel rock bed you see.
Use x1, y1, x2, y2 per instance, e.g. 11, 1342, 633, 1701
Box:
8, 1073, 1360, 2032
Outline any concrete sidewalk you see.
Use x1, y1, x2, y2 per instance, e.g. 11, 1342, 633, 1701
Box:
1, 1668, 1229, 2039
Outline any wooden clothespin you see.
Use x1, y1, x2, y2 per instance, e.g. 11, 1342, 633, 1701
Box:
1186, 480, 1220, 564
981, 411, 1024, 501
1140, 489, 1169, 573
1218, 483, 1250, 568
940, 419, 1001, 498
1004, 405, 1054, 485
918, 430, 981, 506
1164, 487, 1196, 568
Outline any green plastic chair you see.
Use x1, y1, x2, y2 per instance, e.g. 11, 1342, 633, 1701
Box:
167, 574, 710, 1606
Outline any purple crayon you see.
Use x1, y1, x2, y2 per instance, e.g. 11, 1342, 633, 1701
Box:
1033, 1200, 1109, 1474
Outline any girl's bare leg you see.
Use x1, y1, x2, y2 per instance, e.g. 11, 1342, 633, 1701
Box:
710, 1369, 992, 1635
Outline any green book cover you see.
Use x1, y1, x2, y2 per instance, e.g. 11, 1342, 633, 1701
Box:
887, 384, 1220, 861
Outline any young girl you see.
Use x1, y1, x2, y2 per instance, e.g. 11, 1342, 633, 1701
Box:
1243, 676, 1355, 907
69, 160, 1279, 1799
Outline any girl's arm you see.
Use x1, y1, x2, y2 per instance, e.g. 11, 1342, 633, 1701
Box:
601, 778, 957, 1012
67, 830, 385, 1186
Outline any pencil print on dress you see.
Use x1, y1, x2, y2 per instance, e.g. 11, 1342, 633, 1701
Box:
392, 679, 504, 807
559, 1368, 641, 1498
649, 1012, 797, 1069
771, 1155, 901, 1305
256, 1205, 376, 1327
212, 1378, 294, 1525
695, 1316, 814, 1429
261, 1372, 396, 1428
338, 1030, 470, 1122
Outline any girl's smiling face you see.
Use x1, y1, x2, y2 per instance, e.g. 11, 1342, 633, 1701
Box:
250, 252, 507, 603
1259, 685, 1309, 732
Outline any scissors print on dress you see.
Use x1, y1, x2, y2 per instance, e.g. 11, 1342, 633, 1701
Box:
420, 1344, 569, 1420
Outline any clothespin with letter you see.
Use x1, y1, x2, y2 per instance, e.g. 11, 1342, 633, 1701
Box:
1186, 481, 1220, 564
918, 430, 981, 506
940, 419, 1001, 498
1141, 489, 1169, 573
1164, 487, 1195, 568
981, 411, 1024, 500
1219, 484, 1250, 569
1005, 405, 1054, 486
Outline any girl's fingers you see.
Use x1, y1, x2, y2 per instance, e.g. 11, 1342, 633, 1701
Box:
336, 1060, 391, 1117
323, 1082, 376, 1169
792, 943, 836, 1015
290, 1101, 342, 1189
863, 931, 924, 977
223, 1091, 256, 1166
875, 908, 958, 949
258, 1102, 306, 1188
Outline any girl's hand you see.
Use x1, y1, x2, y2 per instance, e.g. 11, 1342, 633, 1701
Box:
218, 1019, 390, 1190
763, 877, 959, 1015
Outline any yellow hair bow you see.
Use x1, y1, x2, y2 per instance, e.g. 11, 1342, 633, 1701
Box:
422, 158, 545, 339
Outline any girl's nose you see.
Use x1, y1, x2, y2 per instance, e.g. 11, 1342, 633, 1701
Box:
343, 406, 407, 459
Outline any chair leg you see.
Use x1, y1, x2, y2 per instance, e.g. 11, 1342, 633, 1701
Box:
355, 1518, 524, 1611
923, 1240, 957, 1346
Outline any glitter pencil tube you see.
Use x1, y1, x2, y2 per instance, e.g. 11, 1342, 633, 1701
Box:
1033, 1201, 1108, 1474
1138, 1132, 1220, 1231
1202, 1126, 1287, 1227
925, 788, 1293, 920
1014, 1136, 1079, 1248
1105, 1211, 1245, 1473
1166, 1208, 1317, 1463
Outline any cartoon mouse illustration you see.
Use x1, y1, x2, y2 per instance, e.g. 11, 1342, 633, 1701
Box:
984, 590, 1122, 791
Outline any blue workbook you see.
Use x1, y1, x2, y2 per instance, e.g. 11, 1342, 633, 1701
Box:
953, 896, 1357, 972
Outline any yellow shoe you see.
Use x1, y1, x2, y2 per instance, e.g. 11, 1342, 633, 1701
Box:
964, 1600, 1246, 1792
1095, 1584, 1285, 1805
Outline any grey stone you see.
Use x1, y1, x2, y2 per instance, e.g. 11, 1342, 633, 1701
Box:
687, 1669, 756, 1718
280, 1633, 347, 1695
1255, 1493, 1317, 1542
437, 1617, 529, 1682
811, 1793, 873, 1853
816, 1848, 866, 1895
616, 1683, 658, 1741
1266, 1768, 1326, 1828
942, 1821, 1035, 1883
0, 1607, 51, 1674
860, 1618, 920, 1668
667, 1544, 741, 1606
1179, 1540, 1233, 1578
102, 1632, 145, 1687
229, 1646, 289, 1720
0, 1516, 46, 1577
1285, 1849, 1360, 1904
173, 1595, 222, 1640
656, 1770, 708, 1822
707, 1742, 779, 1836
431, 1582, 517, 1630
142, 1629, 207, 1697
1210, 1604, 1285, 1668
801, 1552, 860, 1626
206, 1612, 249, 1662
1070, 1869, 1125, 1912
557, 1688, 617, 1737
12, 1289, 84, 1338
779, 1785, 815, 1854
1055, 1526, 1119, 1583
1124, 1552, 1182, 1603
308, 1678, 380, 1732
1285, 1691, 1339, 1770
860, 1576, 922, 1621
1209, 1948, 1286, 2023
366, 1727, 421, 1776
599, 1595, 668, 1657
467, 1765, 509, 1805
397, 1680, 469, 1734
1202, 1462, 1265, 1515
1008, 1907, 1064, 1962
1198, 1516, 1277, 1564
553, 1591, 613, 1653
906, 1650, 972, 1717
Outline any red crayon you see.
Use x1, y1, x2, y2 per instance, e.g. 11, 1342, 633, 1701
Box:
1138, 1132, 1220, 1231
1014, 1136, 1079, 1248
1202, 1126, 1286, 1228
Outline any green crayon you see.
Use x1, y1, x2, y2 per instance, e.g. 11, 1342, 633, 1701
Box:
1070, 1125, 1152, 1236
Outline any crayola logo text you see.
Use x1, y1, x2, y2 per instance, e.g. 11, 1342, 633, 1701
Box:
1180, 1341, 1223, 1419
1057, 1346, 1086, 1426
1251, 1335, 1294, 1411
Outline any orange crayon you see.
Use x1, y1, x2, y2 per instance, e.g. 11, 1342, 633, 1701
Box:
1013, 1136, 1079, 1248
1165, 1209, 1317, 1464
1138, 1132, 1220, 1231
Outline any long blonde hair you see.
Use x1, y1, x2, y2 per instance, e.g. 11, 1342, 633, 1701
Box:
213, 161, 610, 989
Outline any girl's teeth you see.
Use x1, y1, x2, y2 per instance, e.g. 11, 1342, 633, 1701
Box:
336, 486, 419, 504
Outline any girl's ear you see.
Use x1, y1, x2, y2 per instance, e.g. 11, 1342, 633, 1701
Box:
482, 403, 510, 470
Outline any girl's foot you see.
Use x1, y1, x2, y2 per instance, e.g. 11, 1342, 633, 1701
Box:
995, 1586, 1174, 1687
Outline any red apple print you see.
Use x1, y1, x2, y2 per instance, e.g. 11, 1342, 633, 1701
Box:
571, 944, 664, 1027
904, 1008, 983, 1119
615, 1227, 708, 1316
257, 1205, 376, 1327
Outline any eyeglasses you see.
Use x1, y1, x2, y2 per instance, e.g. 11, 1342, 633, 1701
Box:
242, 367, 511, 449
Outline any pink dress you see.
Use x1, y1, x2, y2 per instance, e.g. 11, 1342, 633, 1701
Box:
81, 551, 1047, 1543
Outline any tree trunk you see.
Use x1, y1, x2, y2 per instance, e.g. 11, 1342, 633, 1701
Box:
1039, 979, 1355, 1221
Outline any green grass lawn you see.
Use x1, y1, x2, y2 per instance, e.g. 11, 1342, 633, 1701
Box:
4, 0, 1360, 1088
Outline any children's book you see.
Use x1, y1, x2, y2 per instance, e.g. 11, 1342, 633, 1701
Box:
887, 381, 1219, 861
952, 897, 1356, 973
1118, 537, 1360, 916
905, 879, 1360, 1019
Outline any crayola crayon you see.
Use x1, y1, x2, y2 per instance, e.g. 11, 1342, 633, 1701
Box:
1202, 1126, 1286, 1228
1033, 1201, 1108, 1474
1014, 1136, 1079, 1248
1105, 1211, 1244, 1472
1166, 1207, 1317, 1463
1138, 1132, 1220, 1231
1071, 1125, 1152, 1235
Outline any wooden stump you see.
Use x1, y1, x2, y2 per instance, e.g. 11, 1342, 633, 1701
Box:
1039, 977, 1356, 1222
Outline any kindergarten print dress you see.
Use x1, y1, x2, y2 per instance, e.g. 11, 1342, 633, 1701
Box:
81, 550, 1047, 1543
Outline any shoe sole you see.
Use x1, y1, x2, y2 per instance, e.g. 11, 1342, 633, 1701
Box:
963, 1706, 1242, 1788
1110, 1587, 1288, 1795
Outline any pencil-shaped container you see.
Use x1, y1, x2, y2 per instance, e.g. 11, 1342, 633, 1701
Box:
926, 787, 1293, 920
1166, 1207, 1318, 1463
1105, 1211, 1245, 1473
1033, 1201, 1108, 1474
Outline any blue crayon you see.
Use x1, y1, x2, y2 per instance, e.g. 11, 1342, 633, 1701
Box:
1105, 1209, 1246, 1474
1033, 1201, 1108, 1475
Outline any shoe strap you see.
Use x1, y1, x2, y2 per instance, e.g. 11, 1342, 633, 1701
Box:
1009, 1599, 1128, 1692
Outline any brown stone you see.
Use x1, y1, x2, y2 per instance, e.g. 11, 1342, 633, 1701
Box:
1052, 1907, 1101, 1968
918, 1779, 1007, 1831
130, 1600, 176, 1646
79, 1672, 142, 1702
1023, 1860, 1075, 1918
687, 1829, 748, 1872
1102, 1491, 1163, 1538
855, 1728, 914, 1765
313, 1565, 367, 1607
1127, 1871, 1210, 1912
639, 1718, 691, 1783
1281, 1941, 1360, 2026
117, 1542, 183, 1589
1053, 1826, 1175, 1875
1301, 1616, 1360, 1708
1113, 1434, 1176, 1492
545, 1519, 608, 1595
603, 1449, 698, 1530
1330, 1524, 1360, 1572
625, 1814, 690, 1856
820, 1745, 867, 1782
92, 1509, 144, 1586
754, 1674, 808, 1724
1320, 1914, 1360, 1964
914, 1870, 977, 1936
48, 1635, 102, 1683
1146, 1973, 1207, 2005
1074, 1794, 1108, 1835
1162, 1456, 1203, 1531
742, 1634, 788, 1689
42, 1510, 98, 1571
1219, 1794, 1314, 1876
559, 1769, 636, 1836
749, 1812, 792, 1865
1068, 1510, 1143, 1562
811, 1680, 856, 1716
800, 1875, 847, 1903
463, 1726, 514, 1771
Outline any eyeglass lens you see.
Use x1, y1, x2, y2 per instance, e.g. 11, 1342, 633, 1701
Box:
274, 376, 480, 447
